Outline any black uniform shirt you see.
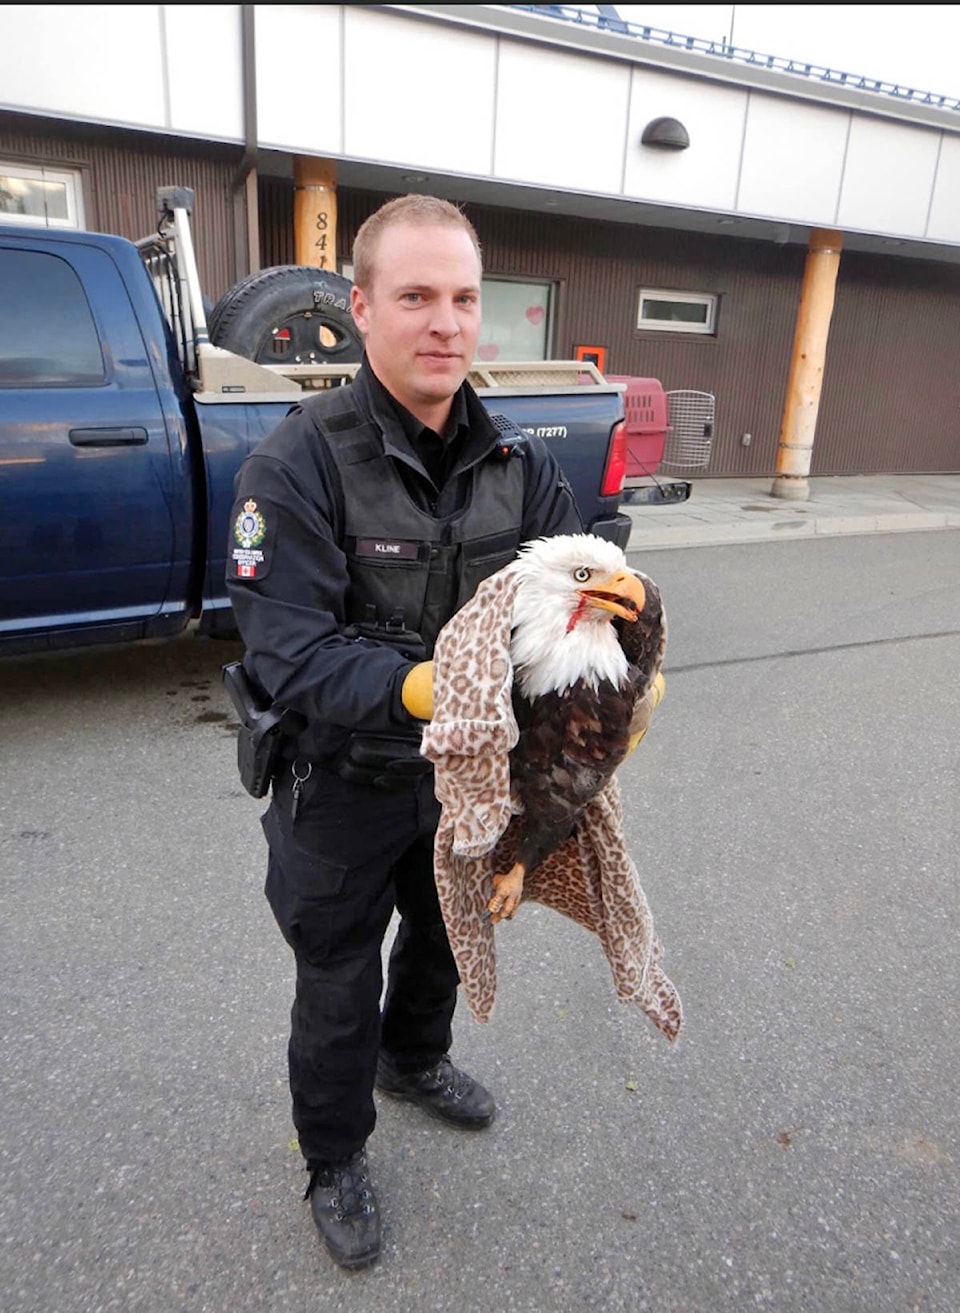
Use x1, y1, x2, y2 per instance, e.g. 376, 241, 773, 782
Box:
226, 359, 582, 756
364, 365, 469, 490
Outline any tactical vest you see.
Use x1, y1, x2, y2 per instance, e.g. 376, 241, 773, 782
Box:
316, 387, 525, 658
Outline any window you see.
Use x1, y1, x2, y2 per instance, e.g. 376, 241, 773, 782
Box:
476, 278, 554, 362
0, 162, 85, 229
0, 250, 104, 386
637, 288, 717, 335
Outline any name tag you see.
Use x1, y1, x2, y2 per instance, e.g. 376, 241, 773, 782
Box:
356, 538, 419, 560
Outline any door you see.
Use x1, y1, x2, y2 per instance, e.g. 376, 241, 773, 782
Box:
0, 237, 178, 645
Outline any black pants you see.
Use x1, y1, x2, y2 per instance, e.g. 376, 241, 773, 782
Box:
262, 761, 460, 1164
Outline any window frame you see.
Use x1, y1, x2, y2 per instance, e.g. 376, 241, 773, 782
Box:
0, 247, 106, 388
0, 161, 86, 229
636, 287, 718, 336
477, 273, 557, 362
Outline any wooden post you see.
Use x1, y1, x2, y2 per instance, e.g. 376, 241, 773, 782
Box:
293, 157, 337, 273
771, 228, 843, 501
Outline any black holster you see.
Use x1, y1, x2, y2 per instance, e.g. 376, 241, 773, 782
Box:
221, 661, 304, 798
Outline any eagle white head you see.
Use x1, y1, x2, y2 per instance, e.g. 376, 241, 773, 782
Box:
509, 534, 647, 699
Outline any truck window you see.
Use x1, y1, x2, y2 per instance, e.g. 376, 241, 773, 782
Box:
0, 249, 105, 387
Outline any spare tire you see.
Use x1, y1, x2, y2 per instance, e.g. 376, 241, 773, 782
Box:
208, 266, 363, 365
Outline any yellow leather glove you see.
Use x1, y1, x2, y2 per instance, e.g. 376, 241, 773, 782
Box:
625, 671, 666, 757
401, 661, 434, 721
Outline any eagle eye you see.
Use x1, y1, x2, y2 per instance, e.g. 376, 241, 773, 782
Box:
573, 566, 591, 583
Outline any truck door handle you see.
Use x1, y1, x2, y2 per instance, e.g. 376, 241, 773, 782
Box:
69, 427, 149, 447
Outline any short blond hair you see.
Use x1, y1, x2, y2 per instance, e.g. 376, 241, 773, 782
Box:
352, 194, 482, 291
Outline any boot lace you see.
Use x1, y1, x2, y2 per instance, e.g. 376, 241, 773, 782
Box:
428, 1055, 472, 1101
304, 1152, 375, 1218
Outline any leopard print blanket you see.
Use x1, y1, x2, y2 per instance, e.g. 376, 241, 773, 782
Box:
420, 561, 683, 1044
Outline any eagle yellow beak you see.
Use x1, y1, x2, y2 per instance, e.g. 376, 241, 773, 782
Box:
579, 568, 646, 622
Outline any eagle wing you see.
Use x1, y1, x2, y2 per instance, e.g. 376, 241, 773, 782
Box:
619, 570, 666, 700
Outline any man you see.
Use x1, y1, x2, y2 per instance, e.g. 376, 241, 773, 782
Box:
227, 194, 581, 1269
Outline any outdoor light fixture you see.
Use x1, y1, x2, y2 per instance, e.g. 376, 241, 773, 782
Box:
641, 117, 690, 150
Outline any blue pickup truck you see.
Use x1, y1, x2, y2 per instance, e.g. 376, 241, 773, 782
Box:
0, 188, 681, 657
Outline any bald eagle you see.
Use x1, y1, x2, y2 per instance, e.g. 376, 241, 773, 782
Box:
487, 533, 665, 923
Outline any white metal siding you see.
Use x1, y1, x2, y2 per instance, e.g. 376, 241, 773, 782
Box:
3, 3, 960, 251
493, 39, 630, 192
837, 117, 941, 236
255, 4, 342, 153
737, 93, 850, 225
343, 8, 497, 176
0, 4, 167, 128
624, 68, 745, 210
926, 134, 960, 243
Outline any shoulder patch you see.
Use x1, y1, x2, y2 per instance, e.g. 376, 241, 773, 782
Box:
229, 497, 274, 581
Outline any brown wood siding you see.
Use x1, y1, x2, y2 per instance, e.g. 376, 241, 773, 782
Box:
0, 112, 242, 300
258, 174, 295, 268
812, 253, 960, 474
326, 187, 960, 476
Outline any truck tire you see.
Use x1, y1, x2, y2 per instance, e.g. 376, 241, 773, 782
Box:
207, 266, 362, 365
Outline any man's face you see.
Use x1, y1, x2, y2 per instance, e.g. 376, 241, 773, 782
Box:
350, 222, 482, 425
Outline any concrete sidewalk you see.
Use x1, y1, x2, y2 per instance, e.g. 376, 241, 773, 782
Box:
623, 472, 960, 552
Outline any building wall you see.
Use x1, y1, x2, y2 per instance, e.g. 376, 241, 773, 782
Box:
5, 4, 960, 250
813, 253, 960, 474
0, 112, 243, 299
2, 119, 956, 478
321, 185, 960, 477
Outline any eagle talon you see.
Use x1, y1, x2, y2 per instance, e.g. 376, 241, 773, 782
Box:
488, 863, 526, 924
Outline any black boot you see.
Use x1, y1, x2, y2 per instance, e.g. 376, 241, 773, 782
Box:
375, 1054, 496, 1128
305, 1149, 380, 1269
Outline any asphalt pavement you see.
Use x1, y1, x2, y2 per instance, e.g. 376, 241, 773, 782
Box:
1, 518, 958, 1313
